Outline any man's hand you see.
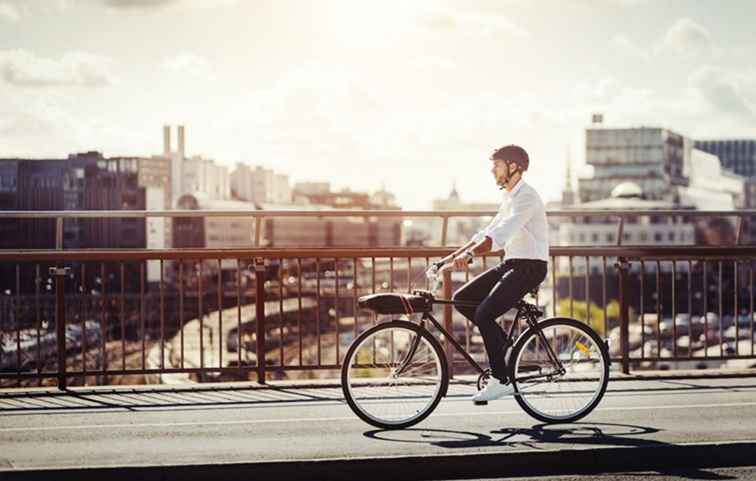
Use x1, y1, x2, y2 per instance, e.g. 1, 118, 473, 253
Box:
438, 261, 454, 275
453, 252, 472, 271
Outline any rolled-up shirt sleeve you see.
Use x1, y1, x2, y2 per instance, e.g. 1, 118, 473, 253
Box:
486, 192, 537, 252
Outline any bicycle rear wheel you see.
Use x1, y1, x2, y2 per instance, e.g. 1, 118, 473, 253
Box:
510, 317, 609, 423
341, 320, 448, 429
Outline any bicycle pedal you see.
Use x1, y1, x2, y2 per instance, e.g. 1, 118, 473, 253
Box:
473, 400, 488, 406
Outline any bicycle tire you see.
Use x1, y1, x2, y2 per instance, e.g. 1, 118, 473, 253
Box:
509, 317, 609, 423
341, 320, 448, 429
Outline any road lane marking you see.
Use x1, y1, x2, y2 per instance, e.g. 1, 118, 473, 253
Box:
3, 401, 756, 433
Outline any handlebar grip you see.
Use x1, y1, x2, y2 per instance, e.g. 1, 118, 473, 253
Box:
433, 257, 473, 269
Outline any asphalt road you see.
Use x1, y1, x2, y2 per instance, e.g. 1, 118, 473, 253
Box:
1, 377, 755, 473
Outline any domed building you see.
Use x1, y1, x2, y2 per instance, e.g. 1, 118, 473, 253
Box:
556, 180, 696, 274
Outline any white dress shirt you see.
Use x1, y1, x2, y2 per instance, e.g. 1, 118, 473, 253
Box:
471, 179, 549, 262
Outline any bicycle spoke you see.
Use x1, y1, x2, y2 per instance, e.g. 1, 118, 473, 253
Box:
343, 323, 445, 428
513, 320, 608, 422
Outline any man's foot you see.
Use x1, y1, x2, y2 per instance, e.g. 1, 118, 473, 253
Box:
471, 377, 514, 403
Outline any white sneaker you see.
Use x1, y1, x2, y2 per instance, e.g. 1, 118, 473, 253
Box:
471, 377, 514, 403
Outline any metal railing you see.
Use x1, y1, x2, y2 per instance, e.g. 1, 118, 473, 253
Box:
1, 208, 756, 248
1, 209, 755, 388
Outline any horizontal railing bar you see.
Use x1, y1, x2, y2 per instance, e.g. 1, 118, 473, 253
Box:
0, 365, 346, 379
2, 246, 756, 262
1, 209, 755, 219
6, 355, 756, 380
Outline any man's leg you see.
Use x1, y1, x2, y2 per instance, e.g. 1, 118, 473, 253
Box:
452, 263, 507, 322
474, 263, 546, 382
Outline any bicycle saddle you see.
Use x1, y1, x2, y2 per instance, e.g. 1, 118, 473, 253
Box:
358, 292, 433, 315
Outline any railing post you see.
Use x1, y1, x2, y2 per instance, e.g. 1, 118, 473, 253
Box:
55, 217, 63, 250
443, 269, 454, 379
254, 257, 266, 384
615, 258, 631, 375
50, 267, 70, 389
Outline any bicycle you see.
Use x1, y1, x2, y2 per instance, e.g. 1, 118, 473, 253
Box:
341, 262, 611, 429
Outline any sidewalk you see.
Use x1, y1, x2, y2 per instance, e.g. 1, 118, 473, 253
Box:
2, 372, 756, 481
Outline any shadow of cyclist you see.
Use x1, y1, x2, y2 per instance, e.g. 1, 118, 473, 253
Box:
364, 422, 660, 449
363, 422, 737, 480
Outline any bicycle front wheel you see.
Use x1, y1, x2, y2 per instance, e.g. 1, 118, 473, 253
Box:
341, 320, 448, 429
510, 317, 609, 423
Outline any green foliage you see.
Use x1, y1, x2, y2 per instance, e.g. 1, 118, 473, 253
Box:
556, 299, 624, 337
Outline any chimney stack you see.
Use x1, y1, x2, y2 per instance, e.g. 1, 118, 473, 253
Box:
163, 125, 171, 155
178, 125, 185, 159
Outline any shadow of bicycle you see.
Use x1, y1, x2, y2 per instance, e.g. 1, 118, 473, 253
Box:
365, 421, 660, 449
364, 422, 737, 480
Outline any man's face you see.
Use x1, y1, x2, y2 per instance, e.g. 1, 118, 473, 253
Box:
491, 158, 514, 186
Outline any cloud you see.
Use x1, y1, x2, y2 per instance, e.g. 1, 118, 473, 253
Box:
0, 87, 93, 154
610, 34, 649, 61
0, 49, 116, 88
689, 66, 754, 116
661, 17, 711, 57
103, 0, 239, 9
161, 52, 214, 78
607, 0, 653, 5
104, 0, 176, 8
421, 7, 529, 39
0, 2, 20, 22
612, 18, 712, 62
38, 0, 74, 14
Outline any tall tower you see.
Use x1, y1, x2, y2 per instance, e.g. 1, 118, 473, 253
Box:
177, 125, 185, 160
562, 146, 575, 206
163, 125, 171, 155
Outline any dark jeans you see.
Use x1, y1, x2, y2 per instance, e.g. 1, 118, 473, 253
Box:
452, 259, 548, 382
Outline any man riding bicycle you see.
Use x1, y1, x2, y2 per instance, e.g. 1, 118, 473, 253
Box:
437, 145, 549, 403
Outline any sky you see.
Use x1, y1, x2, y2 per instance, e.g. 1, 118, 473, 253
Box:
1, 0, 755, 209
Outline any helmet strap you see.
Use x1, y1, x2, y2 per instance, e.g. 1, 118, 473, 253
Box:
499, 163, 521, 190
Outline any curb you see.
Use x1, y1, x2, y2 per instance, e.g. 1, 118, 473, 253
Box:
3, 440, 756, 481
2, 367, 756, 398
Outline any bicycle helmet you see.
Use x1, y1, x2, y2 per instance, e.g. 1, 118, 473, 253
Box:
491, 144, 529, 172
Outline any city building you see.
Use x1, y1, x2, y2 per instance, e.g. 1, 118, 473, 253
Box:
292, 182, 330, 196
681, 148, 746, 210
0, 152, 145, 250
137, 155, 172, 255
273, 173, 292, 204
163, 125, 229, 203
695, 139, 756, 178
694, 139, 756, 242
174, 194, 257, 249
181, 155, 229, 201
562, 182, 696, 242
577, 126, 748, 242
579, 127, 688, 203
231, 164, 291, 204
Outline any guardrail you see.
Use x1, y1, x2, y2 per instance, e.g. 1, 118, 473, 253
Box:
1, 246, 755, 388
1, 209, 755, 388
1, 208, 755, 248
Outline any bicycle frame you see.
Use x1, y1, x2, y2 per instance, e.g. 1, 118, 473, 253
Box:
395, 298, 566, 385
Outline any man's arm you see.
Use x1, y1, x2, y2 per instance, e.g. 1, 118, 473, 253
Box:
438, 239, 477, 265
444, 236, 498, 271
469, 235, 494, 256
439, 210, 503, 269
